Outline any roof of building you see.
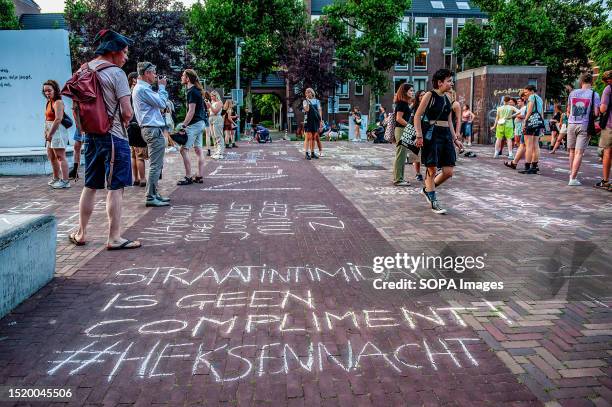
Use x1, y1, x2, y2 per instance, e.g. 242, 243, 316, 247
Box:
311, 0, 486, 18
15, 0, 41, 10
19, 13, 67, 30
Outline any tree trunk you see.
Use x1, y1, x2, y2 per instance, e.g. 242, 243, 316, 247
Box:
368, 88, 376, 128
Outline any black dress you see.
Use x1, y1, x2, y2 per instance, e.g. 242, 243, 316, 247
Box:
421, 91, 456, 168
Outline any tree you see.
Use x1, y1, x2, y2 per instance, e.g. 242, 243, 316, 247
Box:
584, 22, 612, 93
64, 0, 189, 96
455, 21, 496, 70
0, 0, 20, 30
187, 0, 306, 105
324, 0, 418, 121
459, 0, 607, 99
281, 19, 338, 102
253, 94, 282, 129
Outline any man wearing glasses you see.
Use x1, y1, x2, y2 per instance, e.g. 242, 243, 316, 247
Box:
132, 61, 171, 207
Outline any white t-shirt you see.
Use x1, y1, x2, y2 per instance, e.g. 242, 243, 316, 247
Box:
87, 59, 131, 139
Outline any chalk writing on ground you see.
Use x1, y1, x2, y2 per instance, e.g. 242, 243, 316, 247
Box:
138, 203, 345, 246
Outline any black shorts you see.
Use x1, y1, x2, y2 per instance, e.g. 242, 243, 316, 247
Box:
421, 126, 456, 168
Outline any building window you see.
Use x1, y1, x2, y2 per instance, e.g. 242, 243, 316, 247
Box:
393, 77, 410, 93
456, 55, 464, 72
413, 77, 428, 92
395, 62, 409, 71
444, 50, 453, 70
445, 24, 453, 47
431, 1, 445, 8
354, 82, 364, 95
415, 19, 428, 42
414, 49, 428, 71
337, 82, 349, 98
338, 104, 351, 113
456, 2, 470, 9
399, 17, 409, 33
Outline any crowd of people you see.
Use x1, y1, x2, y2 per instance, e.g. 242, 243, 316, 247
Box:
41, 29, 610, 250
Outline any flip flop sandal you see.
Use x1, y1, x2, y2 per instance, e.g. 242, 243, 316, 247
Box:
177, 177, 193, 186
68, 232, 86, 246
194, 176, 204, 183
106, 239, 141, 251
504, 161, 516, 169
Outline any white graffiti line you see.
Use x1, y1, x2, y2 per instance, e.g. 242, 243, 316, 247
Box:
48, 341, 124, 376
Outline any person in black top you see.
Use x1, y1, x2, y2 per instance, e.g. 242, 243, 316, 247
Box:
392, 83, 414, 186
414, 69, 464, 214
178, 69, 206, 185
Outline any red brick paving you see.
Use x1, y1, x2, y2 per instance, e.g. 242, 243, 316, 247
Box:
0, 141, 609, 406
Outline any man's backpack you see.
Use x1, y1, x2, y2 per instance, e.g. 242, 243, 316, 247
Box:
61, 62, 116, 135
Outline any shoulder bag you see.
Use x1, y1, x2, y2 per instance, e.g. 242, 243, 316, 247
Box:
384, 113, 396, 143
399, 110, 420, 154
587, 89, 601, 137
524, 95, 545, 134
48, 101, 74, 129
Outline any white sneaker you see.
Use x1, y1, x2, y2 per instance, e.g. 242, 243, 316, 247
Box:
508, 154, 514, 160
318, 151, 323, 158
47, 178, 59, 186
394, 181, 410, 187
467, 142, 472, 147
493, 152, 500, 159
568, 178, 581, 186
52, 179, 71, 189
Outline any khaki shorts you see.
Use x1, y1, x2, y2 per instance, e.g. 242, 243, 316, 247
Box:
599, 127, 612, 149
566, 123, 590, 150
131, 146, 149, 160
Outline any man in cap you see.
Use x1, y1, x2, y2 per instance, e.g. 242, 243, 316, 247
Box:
132, 61, 171, 207
69, 29, 141, 250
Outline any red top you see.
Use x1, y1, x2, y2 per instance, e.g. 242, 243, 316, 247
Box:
45, 101, 56, 121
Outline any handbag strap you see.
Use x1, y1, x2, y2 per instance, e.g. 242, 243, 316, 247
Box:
427, 91, 447, 125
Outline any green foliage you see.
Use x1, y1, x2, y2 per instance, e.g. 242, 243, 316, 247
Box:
584, 22, 612, 93
0, 0, 20, 30
187, 0, 306, 92
462, 0, 608, 99
324, 0, 418, 117
253, 94, 282, 117
454, 21, 496, 69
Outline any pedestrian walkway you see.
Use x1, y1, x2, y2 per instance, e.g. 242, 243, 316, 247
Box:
0, 142, 609, 406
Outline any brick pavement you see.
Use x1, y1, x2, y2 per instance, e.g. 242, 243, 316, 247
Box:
0, 141, 609, 406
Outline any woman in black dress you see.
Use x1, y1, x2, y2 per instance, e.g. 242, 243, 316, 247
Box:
414, 69, 464, 214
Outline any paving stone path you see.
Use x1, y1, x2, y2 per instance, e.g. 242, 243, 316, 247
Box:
0, 141, 610, 406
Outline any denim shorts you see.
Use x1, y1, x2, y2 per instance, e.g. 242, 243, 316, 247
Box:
73, 128, 84, 142
183, 120, 205, 149
83, 134, 132, 190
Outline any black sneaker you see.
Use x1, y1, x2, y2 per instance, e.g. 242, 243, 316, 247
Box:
177, 176, 193, 185
232, 143, 237, 148
431, 200, 447, 214
207, 149, 211, 156
306, 152, 311, 160
415, 174, 424, 182
421, 187, 431, 203
311, 151, 319, 159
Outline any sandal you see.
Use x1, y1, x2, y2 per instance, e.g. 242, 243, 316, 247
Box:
139, 181, 147, 187
193, 176, 204, 184
133, 180, 141, 186
504, 161, 516, 169
68, 232, 87, 246
177, 176, 193, 186
106, 239, 141, 251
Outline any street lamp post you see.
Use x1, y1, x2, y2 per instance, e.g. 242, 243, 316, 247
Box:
235, 37, 244, 141
332, 57, 338, 128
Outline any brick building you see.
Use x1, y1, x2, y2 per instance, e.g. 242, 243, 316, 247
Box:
455, 66, 547, 144
306, 0, 487, 123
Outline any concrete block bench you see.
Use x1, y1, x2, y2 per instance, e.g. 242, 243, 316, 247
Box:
0, 214, 56, 318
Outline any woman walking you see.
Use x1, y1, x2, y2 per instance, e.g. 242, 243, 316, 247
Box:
302, 88, 323, 160
208, 90, 224, 159
461, 105, 475, 146
350, 107, 362, 141
414, 69, 463, 214
392, 83, 414, 186
43, 80, 71, 189
203, 91, 214, 156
